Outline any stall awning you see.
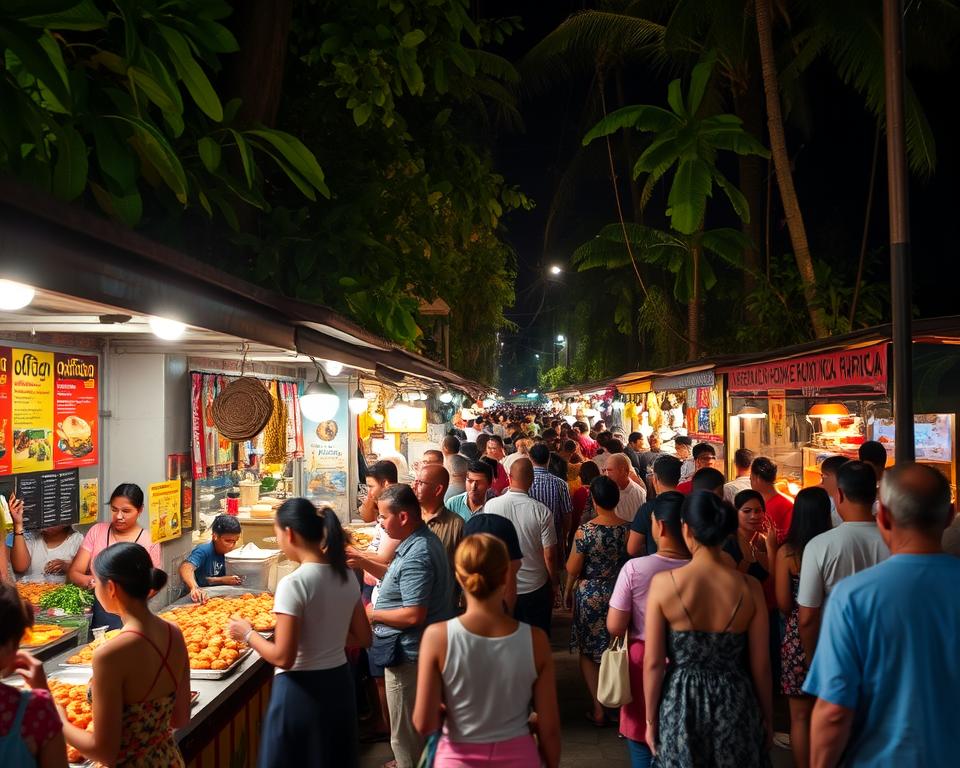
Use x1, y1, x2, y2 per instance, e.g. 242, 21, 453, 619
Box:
0, 180, 490, 398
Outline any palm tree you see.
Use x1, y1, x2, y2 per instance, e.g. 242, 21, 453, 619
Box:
582, 54, 768, 355
755, 0, 827, 338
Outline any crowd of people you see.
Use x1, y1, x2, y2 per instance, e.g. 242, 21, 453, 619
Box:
2, 409, 958, 767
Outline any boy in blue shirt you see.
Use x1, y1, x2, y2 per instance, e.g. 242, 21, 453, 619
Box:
180, 514, 243, 602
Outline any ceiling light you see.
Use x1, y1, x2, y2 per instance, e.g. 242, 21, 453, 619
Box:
348, 385, 367, 414
438, 391, 453, 404
0, 280, 35, 311
148, 316, 186, 340
323, 360, 343, 376
735, 405, 767, 419
300, 363, 340, 422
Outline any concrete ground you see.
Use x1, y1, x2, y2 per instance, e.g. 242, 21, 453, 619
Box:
360, 610, 794, 767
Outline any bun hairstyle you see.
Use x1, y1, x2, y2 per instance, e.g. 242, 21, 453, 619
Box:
681, 491, 737, 547
0, 583, 34, 647
93, 542, 168, 600
276, 498, 348, 581
109, 483, 145, 509
455, 534, 509, 600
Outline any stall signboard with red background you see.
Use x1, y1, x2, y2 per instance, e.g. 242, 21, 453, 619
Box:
0, 347, 98, 476
726, 343, 888, 396
53, 353, 99, 468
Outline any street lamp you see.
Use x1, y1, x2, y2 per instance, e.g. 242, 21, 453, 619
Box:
556, 334, 565, 342
549, 265, 562, 275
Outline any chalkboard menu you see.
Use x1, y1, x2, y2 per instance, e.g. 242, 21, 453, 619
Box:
0, 469, 79, 530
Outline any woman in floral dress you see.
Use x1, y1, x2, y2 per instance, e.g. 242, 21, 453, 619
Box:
565, 476, 628, 725
775, 487, 832, 768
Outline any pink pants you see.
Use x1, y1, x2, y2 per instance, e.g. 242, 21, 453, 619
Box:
435, 733, 541, 767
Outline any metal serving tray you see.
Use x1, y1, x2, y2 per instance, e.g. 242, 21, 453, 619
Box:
20, 626, 79, 657
186, 647, 252, 680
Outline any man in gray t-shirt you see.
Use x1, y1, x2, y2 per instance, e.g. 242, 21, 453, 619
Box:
798, 462, 889, 662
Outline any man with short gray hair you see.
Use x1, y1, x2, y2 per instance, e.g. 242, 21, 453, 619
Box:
443, 453, 468, 502
806, 463, 960, 767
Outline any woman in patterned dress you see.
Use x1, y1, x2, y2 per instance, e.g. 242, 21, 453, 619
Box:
644, 492, 773, 767
51, 543, 189, 767
564, 476, 628, 726
775, 487, 832, 768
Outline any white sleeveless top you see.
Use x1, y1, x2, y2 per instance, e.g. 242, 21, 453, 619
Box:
441, 617, 537, 743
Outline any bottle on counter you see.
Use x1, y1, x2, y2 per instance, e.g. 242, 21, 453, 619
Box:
226, 487, 240, 515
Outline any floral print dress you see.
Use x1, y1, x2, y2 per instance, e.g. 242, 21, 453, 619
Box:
780, 573, 807, 695
570, 522, 628, 662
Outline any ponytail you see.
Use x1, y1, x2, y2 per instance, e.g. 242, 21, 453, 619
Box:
276, 497, 348, 582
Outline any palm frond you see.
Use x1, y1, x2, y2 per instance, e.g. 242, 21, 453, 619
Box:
583, 104, 678, 145
572, 235, 635, 270
519, 11, 666, 97
468, 49, 520, 85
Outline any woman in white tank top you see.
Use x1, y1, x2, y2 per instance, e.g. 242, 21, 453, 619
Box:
413, 534, 560, 768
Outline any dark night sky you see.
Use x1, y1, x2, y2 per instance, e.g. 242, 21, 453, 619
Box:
479, 2, 960, 390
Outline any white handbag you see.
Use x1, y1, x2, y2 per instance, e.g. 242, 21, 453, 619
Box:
597, 631, 632, 708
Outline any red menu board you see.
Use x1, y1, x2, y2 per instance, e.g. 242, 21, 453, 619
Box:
0, 347, 98, 476
0, 348, 10, 475
54, 353, 98, 468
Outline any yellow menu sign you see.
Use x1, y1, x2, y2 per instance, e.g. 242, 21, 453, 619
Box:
11, 349, 54, 473
79, 478, 98, 525
148, 480, 182, 544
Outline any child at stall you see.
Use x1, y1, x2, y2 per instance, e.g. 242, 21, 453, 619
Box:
0, 582, 67, 767
179, 515, 243, 602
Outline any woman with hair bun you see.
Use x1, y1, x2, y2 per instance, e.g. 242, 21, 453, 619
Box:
413, 534, 560, 768
28, 542, 190, 766
644, 492, 773, 767
228, 498, 371, 768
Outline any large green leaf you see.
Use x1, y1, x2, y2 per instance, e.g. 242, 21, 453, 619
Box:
19, 0, 106, 31
666, 77, 685, 116
245, 129, 329, 198
128, 66, 180, 114
667, 157, 712, 234
52, 123, 87, 200
107, 114, 188, 203
228, 128, 255, 188
686, 51, 717, 115
92, 119, 135, 189
0, 20, 71, 110
156, 24, 223, 121
633, 134, 680, 177
197, 136, 221, 172
247, 139, 317, 202
699, 228, 750, 268
702, 126, 769, 157
582, 104, 678, 145
712, 169, 750, 223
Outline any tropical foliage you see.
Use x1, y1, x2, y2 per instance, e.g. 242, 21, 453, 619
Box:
0, 0, 527, 384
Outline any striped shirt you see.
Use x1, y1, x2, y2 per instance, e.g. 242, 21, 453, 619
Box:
529, 466, 573, 525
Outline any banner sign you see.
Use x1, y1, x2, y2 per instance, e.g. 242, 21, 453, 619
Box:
726, 344, 888, 395
653, 370, 715, 391
148, 480, 182, 544
0, 347, 98, 476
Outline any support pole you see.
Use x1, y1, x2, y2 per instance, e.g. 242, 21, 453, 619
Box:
883, 0, 914, 462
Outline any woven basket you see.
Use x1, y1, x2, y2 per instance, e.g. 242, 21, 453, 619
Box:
212, 377, 275, 441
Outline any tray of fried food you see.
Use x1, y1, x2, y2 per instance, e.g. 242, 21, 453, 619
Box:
49, 678, 93, 766
20, 623, 76, 653
345, 526, 375, 551
160, 591, 276, 634
62, 629, 122, 667
17, 582, 60, 606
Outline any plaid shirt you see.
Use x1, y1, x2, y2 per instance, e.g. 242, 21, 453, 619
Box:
529, 466, 573, 524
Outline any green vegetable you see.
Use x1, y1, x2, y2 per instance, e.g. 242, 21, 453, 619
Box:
38, 584, 94, 615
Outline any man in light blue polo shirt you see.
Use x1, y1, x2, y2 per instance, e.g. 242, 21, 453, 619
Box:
368, 483, 452, 768
805, 463, 960, 767
445, 460, 493, 522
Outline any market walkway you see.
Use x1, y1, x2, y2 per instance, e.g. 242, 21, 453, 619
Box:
358, 610, 794, 767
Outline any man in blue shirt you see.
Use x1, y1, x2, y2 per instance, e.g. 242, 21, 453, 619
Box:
805, 463, 960, 767
446, 461, 492, 521
179, 514, 242, 601
368, 483, 452, 768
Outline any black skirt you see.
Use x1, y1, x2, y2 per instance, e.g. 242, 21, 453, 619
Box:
259, 664, 359, 768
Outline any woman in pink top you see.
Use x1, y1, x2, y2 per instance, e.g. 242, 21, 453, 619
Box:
68, 484, 160, 630
606, 493, 689, 768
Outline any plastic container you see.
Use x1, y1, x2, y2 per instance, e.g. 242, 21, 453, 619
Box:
225, 543, 281, 592
238, 479, 260, 508
226, 488, 240, 515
